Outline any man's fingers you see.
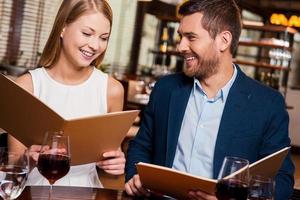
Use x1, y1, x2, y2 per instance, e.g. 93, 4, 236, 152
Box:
124, 175, 150, 197
128, 179, 142, 196
125, 183, 134, 196
133, 175, 150, 196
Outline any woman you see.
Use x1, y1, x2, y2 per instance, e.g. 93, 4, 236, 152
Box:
11, 0, 125, 188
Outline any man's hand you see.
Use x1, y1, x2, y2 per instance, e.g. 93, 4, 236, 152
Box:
125, 174, 150, 197
96, 148, 125, 175
188, 190, 217, 200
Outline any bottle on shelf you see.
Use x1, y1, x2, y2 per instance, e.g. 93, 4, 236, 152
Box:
159, 27, 169, 53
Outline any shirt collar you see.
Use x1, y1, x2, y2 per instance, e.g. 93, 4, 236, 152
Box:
193, 64, 237, 103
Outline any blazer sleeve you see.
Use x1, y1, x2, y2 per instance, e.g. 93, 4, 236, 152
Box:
262, 93, 295, 199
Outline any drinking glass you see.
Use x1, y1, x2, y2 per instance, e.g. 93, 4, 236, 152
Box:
145, 81, 156, 95
0, 151, 29, 200
215, 156, 249, 200
135, 80, 145, 94
37, 131, 70, 195
248, 175, 274, 200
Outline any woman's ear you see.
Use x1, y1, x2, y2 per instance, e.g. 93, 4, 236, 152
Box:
60, 27, 65, 38
219, 31, 232, 52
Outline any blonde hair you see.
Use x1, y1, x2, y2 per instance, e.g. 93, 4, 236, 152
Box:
39, 0, 113, 68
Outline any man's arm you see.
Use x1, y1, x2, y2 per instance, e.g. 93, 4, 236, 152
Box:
262, 93, 294, 199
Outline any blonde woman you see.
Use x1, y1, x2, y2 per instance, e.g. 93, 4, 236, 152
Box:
11, 0, 125, 188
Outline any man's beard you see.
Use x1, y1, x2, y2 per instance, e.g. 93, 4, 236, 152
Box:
183, 53, 220, 80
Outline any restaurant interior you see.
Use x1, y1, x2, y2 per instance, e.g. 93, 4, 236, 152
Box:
0, 0, 300, 199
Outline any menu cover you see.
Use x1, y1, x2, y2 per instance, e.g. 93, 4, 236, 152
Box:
0, 74, 139, 165
136, 146, 290, 199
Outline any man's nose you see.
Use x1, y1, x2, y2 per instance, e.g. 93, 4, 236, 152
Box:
177, 38, 189, 53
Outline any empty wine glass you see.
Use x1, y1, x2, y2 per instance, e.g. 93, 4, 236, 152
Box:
37, 131, 70, 198
215, 156, 249, 200
135, 80, 145, 94
145, 81, 156, 95
248, 175, 274, 200
0, 150, 29, 200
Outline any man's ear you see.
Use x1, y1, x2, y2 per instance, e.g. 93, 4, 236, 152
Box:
219, 31, 232, 52
60, 27, 65, 38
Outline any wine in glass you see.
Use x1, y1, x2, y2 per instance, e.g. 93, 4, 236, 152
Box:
0, 151, 29, 200
37, 131, 70, 192
215, 156, 249, 200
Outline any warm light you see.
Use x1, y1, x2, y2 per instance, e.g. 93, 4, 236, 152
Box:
270, 13, 300, 27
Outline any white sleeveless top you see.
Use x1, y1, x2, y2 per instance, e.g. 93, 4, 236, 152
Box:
27, 67, 108, 188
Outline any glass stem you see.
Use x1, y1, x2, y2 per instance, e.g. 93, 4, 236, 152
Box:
49, 184, 53, 199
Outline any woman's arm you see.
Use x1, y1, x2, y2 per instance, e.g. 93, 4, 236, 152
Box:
107, 76, 124, 112
97, 76, 125, 175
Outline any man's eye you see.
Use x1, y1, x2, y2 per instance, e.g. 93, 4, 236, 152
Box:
188, 36, 196, 41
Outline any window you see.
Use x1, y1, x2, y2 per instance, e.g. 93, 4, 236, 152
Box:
0, 0, 62, 69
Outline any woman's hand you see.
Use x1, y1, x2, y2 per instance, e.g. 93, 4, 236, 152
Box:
28, 145, 42, 162
188, 190, 217, 200
96, 148, 125, 175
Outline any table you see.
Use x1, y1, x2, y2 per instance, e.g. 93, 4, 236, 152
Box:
16, 186, 133, 200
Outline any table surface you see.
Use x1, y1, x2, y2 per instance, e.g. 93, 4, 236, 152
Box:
16, 186, 172, 200
16, 186, 133, 200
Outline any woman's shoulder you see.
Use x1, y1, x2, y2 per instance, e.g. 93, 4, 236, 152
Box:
15, 73, 33, 94
107, 76, 124, 98
107, 76, 124, 112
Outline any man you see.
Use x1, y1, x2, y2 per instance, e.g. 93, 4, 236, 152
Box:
125, 0, 294, 199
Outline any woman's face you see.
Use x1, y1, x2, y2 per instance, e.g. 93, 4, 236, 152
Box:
60, 11, 110, 68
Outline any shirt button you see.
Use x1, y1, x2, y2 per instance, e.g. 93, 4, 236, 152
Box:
199, 124, 204, 128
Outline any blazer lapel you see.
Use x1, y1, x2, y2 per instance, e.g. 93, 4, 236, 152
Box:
165, 78, 193, 167
213, 68, 252, 178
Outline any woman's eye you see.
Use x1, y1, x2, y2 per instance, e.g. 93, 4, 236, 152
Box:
100, 37, 108, 41
82, 32, 91, 37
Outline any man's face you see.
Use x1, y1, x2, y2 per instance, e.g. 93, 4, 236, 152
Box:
177, 12, 220, 80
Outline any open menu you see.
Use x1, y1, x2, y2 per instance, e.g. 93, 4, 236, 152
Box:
0, 74, 139, 165
136, 146, 290, 199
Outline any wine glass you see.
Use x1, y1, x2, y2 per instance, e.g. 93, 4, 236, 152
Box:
145, 81, 156, 95
37, 131, 70, 196
0, 150, 29, 200
215, 156, 249, 200
248, 175, 274, 200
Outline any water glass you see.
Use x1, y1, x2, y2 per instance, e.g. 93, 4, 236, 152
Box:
248, 175, 274, 200
0, 151, 29, 200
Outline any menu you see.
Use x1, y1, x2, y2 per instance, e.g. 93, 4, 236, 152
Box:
137, 147, 290, 199
0, 74, 139, 165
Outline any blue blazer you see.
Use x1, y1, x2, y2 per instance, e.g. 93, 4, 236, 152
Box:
125, 67, 294, 199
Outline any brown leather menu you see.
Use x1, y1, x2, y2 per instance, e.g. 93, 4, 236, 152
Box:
136, 146, 290, 199
0, 74, 139, 165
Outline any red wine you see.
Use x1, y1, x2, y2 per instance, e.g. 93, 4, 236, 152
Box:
37, 154, 70, 185
216, 179, 249, 200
